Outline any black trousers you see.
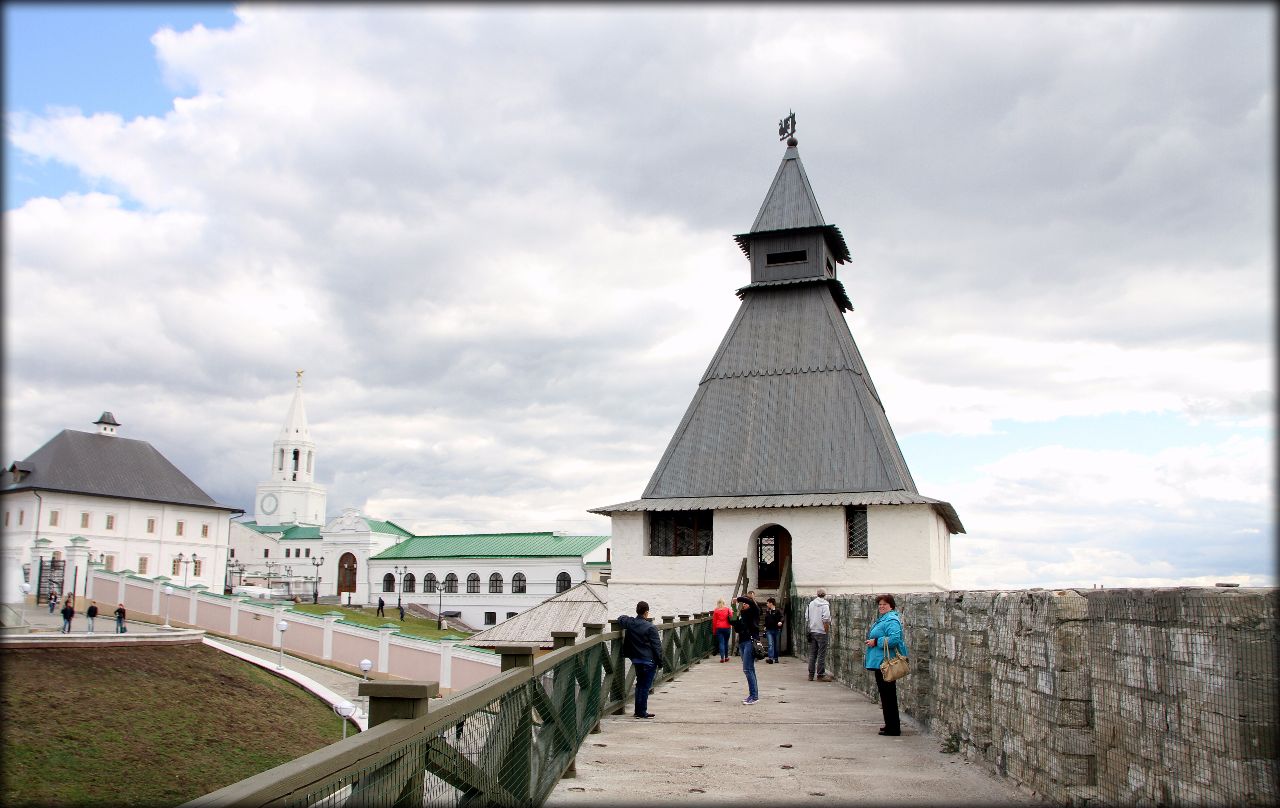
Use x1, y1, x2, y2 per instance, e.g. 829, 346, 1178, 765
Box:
873, 669, 900, 732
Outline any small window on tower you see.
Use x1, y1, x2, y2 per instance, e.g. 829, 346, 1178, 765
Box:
766, 249, 807, 265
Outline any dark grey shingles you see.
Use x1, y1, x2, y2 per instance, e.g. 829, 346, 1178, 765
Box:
4, 429, 236, 510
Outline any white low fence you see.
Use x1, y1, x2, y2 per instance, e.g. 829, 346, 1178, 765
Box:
86, 569, 499, 692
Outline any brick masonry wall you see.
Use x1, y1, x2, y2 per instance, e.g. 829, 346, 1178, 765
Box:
789, 587, 1278, 806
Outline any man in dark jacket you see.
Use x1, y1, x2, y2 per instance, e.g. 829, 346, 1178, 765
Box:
60, 601, 75, 634
735, 593, 761, 704
618, 600, 664, 719
377, 597, 385, 617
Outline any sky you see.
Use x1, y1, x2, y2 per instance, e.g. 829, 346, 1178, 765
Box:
4, 3, 1274, 590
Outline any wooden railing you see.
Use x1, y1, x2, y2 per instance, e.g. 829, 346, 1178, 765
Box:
184, 613, 714, 808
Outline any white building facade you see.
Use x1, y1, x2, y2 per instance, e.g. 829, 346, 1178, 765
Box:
3, 412, 239, 603
594, 133, 964, 618
368, 533, 611, 629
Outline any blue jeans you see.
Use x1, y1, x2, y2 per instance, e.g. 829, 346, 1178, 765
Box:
767, 629, 780, 660
715, 628, 731, 659
739, 640, 758, 700
86, 616, 95, 633
116, 617, 125, 633
632, 660, 656, 716
61, 618, 71, 633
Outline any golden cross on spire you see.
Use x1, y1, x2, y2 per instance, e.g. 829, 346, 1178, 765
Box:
295, 369, 304, 384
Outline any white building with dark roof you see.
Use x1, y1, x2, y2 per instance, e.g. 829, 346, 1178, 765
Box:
3, 412, 241, 603
593, 130, 964, 617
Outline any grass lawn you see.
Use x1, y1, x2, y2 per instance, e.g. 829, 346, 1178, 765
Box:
286, 603, 471, 641
1, 643, 348, 807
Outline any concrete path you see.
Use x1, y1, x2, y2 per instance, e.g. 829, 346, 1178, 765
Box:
546, 655, 1041, 807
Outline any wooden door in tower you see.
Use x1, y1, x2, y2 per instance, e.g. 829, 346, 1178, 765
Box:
756, 526, 792, 590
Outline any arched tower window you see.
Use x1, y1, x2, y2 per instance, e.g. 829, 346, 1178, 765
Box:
382, 573, 395, 592
444, 573, 458, 593
424, 573, 437, 593
403, 573, 416, 593
306, 451, 313, 474
489, 572, 503, 593
556, 572, 571, 593
512, 573, 527, 593
466, 573, 480, 594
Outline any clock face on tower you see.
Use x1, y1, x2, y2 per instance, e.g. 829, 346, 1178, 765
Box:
261, 493, 279, 515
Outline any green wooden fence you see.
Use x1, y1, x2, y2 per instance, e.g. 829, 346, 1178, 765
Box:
185, 613, 714, 807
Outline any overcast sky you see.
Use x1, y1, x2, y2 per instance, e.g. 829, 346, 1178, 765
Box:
4, 3, 1273, 589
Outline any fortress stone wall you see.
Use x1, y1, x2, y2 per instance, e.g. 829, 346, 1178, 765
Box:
791, 587, 1278, 806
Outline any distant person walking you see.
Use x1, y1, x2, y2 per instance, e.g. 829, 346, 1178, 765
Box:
398, 603, 405, 621
711, 599, 732, 662
618, 600, 663, 719
60, 601, 75, 633
735, 592, 761, 705
865, 594, 907, 736
114, 603, 127, 633
86, 602, 99, 633
806, 589, 832, 681
49, 591, 58, 614
763, 597, 784, 663
377, 597, 385, 617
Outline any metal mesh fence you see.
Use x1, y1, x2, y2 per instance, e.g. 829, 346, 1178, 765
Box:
1089, 588, 1278, 807
233, 617, 712, 808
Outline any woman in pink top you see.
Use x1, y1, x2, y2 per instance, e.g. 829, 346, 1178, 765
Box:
712, 599, 733, 662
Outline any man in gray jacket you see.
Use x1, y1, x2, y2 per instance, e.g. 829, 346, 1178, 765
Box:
618, 600, 664, 719
806, 589, 832, 681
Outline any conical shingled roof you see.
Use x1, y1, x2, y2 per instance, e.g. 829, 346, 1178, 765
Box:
734, 141, 851, 263
750, 141, 827, 231
642, 281, 917, 498
633, 138, 960, 532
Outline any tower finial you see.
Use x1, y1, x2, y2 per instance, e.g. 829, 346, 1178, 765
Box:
295, 369, 304, 386
778, 110, 797, 145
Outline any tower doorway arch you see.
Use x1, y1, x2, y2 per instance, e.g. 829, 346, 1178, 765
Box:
338, 552, 357, 595
756, 525, 792, 591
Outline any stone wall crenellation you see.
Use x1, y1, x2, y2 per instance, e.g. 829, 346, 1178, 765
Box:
790, 587, 1278, 806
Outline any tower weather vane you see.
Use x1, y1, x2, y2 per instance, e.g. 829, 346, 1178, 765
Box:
778, 110, 796, 141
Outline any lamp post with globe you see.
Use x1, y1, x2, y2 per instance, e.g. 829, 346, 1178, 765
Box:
276, 619, 289, 669
162, 585, 174, 628
334, 701, 357, 740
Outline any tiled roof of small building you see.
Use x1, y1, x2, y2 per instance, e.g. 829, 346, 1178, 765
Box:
464, 581, 608, 648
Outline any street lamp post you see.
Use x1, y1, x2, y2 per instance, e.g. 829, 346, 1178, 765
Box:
334, 701, 356, 740
360, 658, 372, 680
393, 565, 406, 608
276, 619, 289, 669
264, 560, 278, 596
225, 560, 245, 594
284, 566, 294, 599
437, 579, 443, 630
311, 556, 324, 604
163, 585, 174, 628
174, 553, 198, 588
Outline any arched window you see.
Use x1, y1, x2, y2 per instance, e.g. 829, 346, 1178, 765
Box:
444, 573, 458, 593
383, 573, 395, 592
512, 573, 527, 594
489, 572, 503, 593
424, 573, 437, 593
403, 573, 416, 593
467, 573, 480, 594
556, 572, 572, 593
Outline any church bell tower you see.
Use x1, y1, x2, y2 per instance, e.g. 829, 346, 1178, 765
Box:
254, 371, 328, 526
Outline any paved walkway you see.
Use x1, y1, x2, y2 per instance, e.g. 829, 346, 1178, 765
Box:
546, 654, 1041, 807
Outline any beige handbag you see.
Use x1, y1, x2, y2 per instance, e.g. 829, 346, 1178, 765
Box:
880, 636, 910, 682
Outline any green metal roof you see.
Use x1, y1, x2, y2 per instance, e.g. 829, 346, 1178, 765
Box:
366, 518, 414, 537
371, 533, 610, 560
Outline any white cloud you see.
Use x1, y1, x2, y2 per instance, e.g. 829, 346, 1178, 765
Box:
4, 6, 1272, 588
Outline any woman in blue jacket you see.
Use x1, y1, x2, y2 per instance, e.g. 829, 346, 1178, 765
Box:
864, 593, 907, 736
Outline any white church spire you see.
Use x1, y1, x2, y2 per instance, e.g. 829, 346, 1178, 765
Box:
255, 371, 327, 526
279, 369, 312, 442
